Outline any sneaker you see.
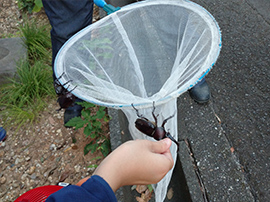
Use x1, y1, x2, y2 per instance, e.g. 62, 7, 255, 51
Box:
0, 127, 7, 141
189, 78, 211, 104
64, 98, 83, 127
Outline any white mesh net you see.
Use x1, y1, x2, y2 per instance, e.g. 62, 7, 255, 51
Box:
54, 0, 221, 201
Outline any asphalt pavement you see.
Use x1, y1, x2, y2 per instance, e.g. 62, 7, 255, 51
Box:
177, 0, 270, 201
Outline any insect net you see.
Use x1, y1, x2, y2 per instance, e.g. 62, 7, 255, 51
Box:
54, 0, 221, 201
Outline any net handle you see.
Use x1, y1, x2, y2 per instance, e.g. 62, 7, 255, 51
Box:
94, 0, 121, 14
94, 0, 186, 15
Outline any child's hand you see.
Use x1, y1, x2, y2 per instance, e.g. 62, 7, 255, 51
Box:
93, 138, 174, 192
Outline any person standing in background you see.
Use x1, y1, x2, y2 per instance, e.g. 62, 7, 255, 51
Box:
42, 0, 94, 126
42, 0, 211, 127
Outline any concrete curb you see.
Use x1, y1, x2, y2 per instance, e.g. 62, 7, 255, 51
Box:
177, 96, 256, 202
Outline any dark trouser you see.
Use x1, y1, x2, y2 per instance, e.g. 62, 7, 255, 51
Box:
42, 0, 94, 81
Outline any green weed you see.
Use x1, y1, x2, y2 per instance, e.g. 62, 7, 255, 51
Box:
17, 0, 43, 13
87, 156, 103, 169
65, 102, 111, 157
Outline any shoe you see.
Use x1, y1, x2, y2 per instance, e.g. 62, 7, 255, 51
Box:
64, 98, 83, 127
189, 78, 211, 104
0, 127, 7, 141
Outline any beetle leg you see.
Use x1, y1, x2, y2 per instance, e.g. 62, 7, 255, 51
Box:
57, 72, 65, 80
69, 85, 77, 93
161, 114, 175, 128
62, 79, 73, 87
55, 72, 65, 85
54, 73, 64, 86
55, 72, 73, 87
165, 132, 179, 152
152, 101, 156, 113
151, 101, 158, 126
131, 103, 144, 118
151, 101, 161, 127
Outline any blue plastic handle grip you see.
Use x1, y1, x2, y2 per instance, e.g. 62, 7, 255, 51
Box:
94, 0, 121, 15
94, 0, 107, 8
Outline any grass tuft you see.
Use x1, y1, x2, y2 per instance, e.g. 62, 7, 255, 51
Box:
19, 17, 51, 62
1, 59, 55, 107
0, 18, 55, 130
0, 59, 55, 129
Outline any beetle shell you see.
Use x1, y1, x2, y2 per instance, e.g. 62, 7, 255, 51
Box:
135, 118, 155, 136
57, 92, 76, 109
152, 127, 166, 140
54, 73, 77, 111
135, 119, 167, 141
132, 102, 179, 151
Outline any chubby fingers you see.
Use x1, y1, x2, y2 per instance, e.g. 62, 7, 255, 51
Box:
151, 138, 174, 163
150, 138, 174, 175
150, 138, 172, 153
134, 138, 174, 169
93, 138, 175, 191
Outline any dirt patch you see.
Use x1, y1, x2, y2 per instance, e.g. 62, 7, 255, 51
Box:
0, 0, 50, 38
0, 99, 109, 201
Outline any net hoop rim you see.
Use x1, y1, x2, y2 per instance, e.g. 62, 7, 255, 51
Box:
54, 0, 222, 109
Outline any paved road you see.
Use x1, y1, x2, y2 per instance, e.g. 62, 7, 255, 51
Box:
177, 0, 270, 201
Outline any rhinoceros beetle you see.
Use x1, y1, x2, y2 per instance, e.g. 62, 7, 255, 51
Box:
131, 102, 179, 151
54, 73, 77, 111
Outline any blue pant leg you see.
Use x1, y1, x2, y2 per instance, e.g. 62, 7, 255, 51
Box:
42, 0, 94, 80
